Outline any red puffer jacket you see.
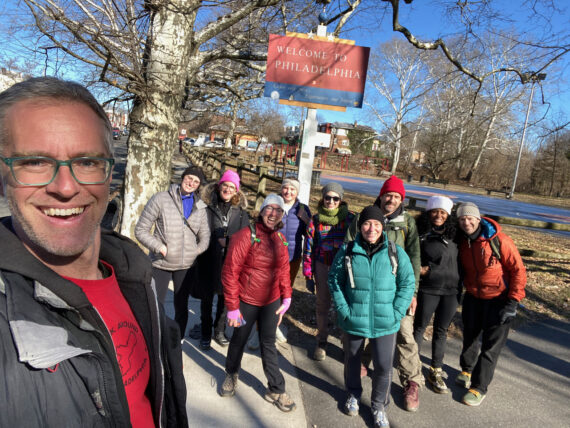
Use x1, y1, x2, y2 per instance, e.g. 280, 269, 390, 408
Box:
222, 222, 292, 310
459, 217, 526, 301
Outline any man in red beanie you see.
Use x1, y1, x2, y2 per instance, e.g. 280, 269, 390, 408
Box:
346, 175, 422, 412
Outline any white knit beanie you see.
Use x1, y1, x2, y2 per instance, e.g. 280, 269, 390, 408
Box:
426, 196, 454, 215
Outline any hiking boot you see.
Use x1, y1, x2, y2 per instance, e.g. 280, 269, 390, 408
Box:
344, 394, 359, 416
313, 342, 327, 361
220, 373, 239, 397
403, 381, 419, 412
276, 327, 287, 343
427, 367, 448, 394
455, 371, 472, 389
373, 409, 390, 428
264, 390, 297, 412
213, 332, 229, 347
462, 389, 486, 406
199, 338, 211, 351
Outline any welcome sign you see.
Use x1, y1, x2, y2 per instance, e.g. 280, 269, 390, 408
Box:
264, 33, 370, 108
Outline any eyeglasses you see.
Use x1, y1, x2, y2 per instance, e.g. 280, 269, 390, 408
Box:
264, 206, 284, 215
324, 195, 341, 202
220, 183, 236, 191
0, 156, 115, 186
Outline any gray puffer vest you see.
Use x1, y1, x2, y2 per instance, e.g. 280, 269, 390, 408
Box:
135, 184, 210, 271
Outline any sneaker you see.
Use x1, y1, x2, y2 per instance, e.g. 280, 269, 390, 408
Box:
462, 389, 486, 406
403, 381, 419, 412
276, 327, 287, 343
264, 390, 297, 412
344, 394, 359, 416
213, 332, 229, 347
373, 409, 390, 428
199, 339, 211, 351
427, 367, 448, 394
313, 342, 327, 361
455, 371, 472, 389
247, 332, 259, 350
220, 373, 239, 397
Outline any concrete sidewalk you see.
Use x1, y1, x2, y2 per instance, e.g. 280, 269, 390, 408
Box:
165, 292, 307, 427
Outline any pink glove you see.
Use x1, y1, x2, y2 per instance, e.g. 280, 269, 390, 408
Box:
277, 298, 291, 315
227, 309, 245, 326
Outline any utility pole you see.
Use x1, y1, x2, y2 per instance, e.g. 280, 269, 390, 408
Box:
507, 72, 546, 199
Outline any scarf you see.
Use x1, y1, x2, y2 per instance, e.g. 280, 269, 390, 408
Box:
318, 203, 348, 226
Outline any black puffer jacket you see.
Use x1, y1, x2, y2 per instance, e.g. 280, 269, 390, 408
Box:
417, 213, 462, 296
194, 183, 250, 296
0, 218, 187, 427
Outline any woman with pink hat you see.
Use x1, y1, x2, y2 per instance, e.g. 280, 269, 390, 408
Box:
195, 169, 250, 350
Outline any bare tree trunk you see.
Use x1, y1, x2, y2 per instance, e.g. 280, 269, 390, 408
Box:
465, 113, 497, 182
391, 120, 402, 174
120, 6, 194, 238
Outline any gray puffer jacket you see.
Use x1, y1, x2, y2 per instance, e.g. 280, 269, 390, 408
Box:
135, 184, 210, 271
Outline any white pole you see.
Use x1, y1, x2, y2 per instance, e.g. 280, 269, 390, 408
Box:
508, 81, 536, 199
297, 24, 327, 205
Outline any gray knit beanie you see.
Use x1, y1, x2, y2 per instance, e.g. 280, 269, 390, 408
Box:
321, 182, 344, 200
260, 193, 285, 211
457, 202, 481, 219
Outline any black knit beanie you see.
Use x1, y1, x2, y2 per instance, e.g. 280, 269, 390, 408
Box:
358, 205, 385, 230
181, 166, 206, 185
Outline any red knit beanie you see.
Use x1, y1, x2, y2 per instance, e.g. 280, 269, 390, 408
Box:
379, 175, 405, 199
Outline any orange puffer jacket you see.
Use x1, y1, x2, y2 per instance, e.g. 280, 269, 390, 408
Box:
459, 217, 526, 301
222, 222, 292, 310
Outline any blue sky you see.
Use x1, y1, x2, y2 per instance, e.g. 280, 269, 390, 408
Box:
1, 1, 568, 137
292, 0, 570, 132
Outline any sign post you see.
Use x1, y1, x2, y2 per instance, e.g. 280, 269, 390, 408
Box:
264, 22, 370, 204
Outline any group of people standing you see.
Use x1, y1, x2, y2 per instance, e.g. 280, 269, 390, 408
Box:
136, 163, 527, 428
0, 76, 527, 428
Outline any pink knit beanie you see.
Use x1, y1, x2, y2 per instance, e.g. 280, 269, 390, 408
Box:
218, 169, 240, 191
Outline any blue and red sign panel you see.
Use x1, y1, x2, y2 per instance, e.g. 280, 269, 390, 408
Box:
264, 34, 370, 108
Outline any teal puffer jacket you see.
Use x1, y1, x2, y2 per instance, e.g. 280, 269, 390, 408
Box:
328, 233, 415, 338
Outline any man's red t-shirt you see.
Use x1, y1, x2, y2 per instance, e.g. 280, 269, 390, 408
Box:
66, 262, 155, 428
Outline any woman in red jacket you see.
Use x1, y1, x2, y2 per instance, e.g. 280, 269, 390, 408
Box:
220, 194, 296, 412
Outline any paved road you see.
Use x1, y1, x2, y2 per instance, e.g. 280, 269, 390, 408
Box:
320, 173, 570, 226
289, 315, 570, 428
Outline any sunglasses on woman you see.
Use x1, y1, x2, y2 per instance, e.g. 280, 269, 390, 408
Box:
324, 195, 341, 202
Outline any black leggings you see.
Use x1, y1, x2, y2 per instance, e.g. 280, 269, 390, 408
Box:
152, 266, 195, 337
200, 293, 226, 340
413, 292, 459, 368
225, 299, 285, 394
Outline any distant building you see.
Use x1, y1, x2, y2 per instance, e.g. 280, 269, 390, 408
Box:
317, 121, 379, 154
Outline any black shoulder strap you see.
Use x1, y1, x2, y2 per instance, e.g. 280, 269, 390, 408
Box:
490, 236, 501, 260
169, 192, 198, 236
249, 223, 259, 246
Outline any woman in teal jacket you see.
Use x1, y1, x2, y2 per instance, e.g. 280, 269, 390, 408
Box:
328, 205, 415, 428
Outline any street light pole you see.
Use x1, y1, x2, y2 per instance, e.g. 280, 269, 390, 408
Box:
507, 73, 546, 199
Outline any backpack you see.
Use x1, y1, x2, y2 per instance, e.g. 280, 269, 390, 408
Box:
248, 223, 288, 247
344, 239, 399, 289
489, 235, 502, 261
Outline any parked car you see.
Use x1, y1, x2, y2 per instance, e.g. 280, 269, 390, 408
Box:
183, 138, 195, 146
204, 141, 215, 148
112, 128, 121, 140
